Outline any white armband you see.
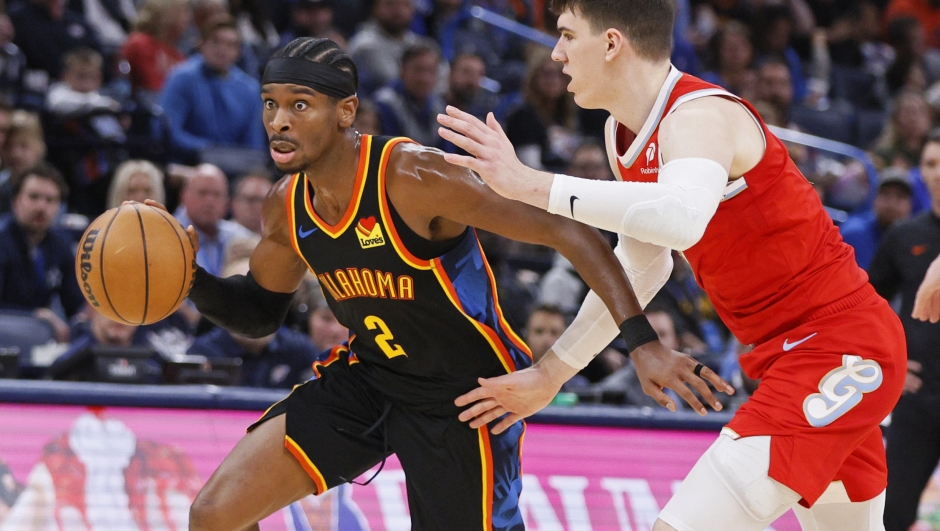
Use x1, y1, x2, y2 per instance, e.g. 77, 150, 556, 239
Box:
546, 158, 727, 251
551, 237, 673, 370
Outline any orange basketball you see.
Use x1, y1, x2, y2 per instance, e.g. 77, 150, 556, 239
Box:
75, 203, 196, 325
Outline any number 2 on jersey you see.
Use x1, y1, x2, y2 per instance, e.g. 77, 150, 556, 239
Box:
364, 315, 408, 358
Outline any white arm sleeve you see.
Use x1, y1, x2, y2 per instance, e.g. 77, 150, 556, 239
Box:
551, 236, 674, 370
546, 157, 727, 251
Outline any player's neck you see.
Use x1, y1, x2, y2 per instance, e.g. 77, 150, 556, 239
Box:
303, 130, 362, 218
607, 60, 671, 133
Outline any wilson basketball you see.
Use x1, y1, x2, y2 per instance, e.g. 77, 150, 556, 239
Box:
75, 203, 196, 325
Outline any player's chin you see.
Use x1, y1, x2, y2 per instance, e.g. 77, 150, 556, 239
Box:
273, 159, 307, 175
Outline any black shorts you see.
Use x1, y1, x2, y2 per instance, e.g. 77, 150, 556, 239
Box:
249, 349, 525, 531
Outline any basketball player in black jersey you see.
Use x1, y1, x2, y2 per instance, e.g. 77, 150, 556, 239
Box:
167, 37, 731, 531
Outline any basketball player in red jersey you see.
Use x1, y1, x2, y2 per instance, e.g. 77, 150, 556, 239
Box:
439, 0, 906, 529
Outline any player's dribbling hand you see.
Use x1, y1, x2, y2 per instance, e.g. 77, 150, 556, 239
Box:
631, 342, 735, 416
913, 254, 940, 322
455, 350, 577, 434
139, 199, 200, 255
437, 106, 546, 206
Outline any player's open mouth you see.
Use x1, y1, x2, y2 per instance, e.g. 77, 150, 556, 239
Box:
270, 142, 297, 164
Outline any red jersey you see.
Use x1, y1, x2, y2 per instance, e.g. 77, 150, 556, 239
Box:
605, 67, 870, 347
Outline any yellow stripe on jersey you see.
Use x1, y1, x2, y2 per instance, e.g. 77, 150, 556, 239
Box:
302, 135, 373, 238
478, 426, 494, 531
375, 137, 434, 271
285, 435, 328, 495
286, 173, 319, 276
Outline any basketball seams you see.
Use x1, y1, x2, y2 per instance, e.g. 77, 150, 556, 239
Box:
151, 207, 190, 322
131, 204, 150, 325
99, 206, 134, 324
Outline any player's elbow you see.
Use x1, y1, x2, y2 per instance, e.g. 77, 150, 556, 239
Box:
621, 196, 714, 251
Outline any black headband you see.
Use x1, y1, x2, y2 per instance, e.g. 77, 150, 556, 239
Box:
261, 57, 357, 99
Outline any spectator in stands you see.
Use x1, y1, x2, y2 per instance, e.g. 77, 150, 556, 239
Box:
887, 16, 940, 91
0, 14, 27, 106
46, 48, 120, 115
886, 0, 940, 50
47, 305, 145, 379
230, 171, 272, 235
840, 167, 913, 270
375, 40, 447, 149
700, 21, 756, 100
180, 0, 227, 55
160, 16, 265, 162
827, 2, 894, 77
354, 98, 382, 135
119, 0, 189, 96
348, 0, 420, 95
652, 252, 729, 356
0, 163, 83, 342
524, 304, 566, 364
0, 111, 46, 213
9, 0, 101, 88
174, 163, 253, 276
307, 295, 348, 352
505, 49, 579, 171
77, 0, 136, 54
229, 0, 279, 78
106, 159, 165, 208
754, 55, 795, 126
872, 90, 932, 169
752, 4, 810, 104
276, 0, 338, 48
869, 127, 940, 531
443, 53, 497, 120
188, 258, 320, 389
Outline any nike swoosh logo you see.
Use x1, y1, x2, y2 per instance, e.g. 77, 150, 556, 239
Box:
783, 332, 817, 352
298, 225, 318, 238
569, 195, 579, 217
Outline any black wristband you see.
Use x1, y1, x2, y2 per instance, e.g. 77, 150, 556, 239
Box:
619, 315, 660, 353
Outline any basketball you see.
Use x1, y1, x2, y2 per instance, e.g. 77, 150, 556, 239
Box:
75, 203, 197, 325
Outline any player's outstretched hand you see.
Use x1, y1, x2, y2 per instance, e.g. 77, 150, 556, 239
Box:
455, 351, 577, 434
140, 199, 200, 255
631, 342, 735, 416
913, 254, 940, 322
437, 106, 543, 205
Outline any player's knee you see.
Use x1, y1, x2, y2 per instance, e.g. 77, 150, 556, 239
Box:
652, 519, 679, 531
705, 434, 801, 521
189, 491, 229, 531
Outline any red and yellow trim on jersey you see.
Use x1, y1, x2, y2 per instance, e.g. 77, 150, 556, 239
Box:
375, 137, 433, 271
431, 258, 515, 374
285, 173, 318, 275
478, 426, 495, 531
285, 435, 328, 495
475, 237, 532, 360
302, 135, 373, 238
312, 343, 348, 378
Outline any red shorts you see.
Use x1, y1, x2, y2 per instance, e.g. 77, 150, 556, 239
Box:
726, 285, 906, 507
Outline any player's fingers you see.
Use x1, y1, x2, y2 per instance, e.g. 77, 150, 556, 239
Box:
442, 153, 483, 174
454, 385, 496, 408
143, 199, 168, 212
438, 127, 486, 157
437, 112, 489, 142
685, 375, 723, 412
492, 413, 523, 435
642, 384, 677, 413
457, 398, 500, 423
930, 291, 940, 323
698, 364, 735, 396
672, 381, 707, 416
467, 406, 507, 430
445, 105, 490, 136
486, 112, 507, 138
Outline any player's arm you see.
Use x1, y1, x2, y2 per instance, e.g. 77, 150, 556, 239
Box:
180, 177, 309, 338
437, 105, 736, 251
390, 146, 732, 427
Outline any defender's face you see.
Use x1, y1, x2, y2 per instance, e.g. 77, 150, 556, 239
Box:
262, 83, 351, 174
551, 10, 610, 109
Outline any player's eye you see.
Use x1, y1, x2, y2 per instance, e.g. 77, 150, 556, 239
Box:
264, 100, 276, 110
294, 101, 309, 111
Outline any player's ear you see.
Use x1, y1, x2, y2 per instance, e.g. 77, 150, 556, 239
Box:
337, 96, 358, 128
605, 28, 624, 61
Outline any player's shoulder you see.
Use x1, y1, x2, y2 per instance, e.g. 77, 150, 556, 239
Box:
386, 140, 469, 187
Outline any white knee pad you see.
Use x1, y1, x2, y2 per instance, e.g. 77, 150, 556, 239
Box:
705, 431, 801, 521
793, 487, 885, 531
659, 430, 801, 531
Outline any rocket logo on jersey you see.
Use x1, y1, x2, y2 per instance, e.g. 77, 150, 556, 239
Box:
641, 143, 658, 175
356, 216, 385, 249
802, 354, 883, 428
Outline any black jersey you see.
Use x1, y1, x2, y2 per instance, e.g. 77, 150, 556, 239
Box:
285, 135, 532, 410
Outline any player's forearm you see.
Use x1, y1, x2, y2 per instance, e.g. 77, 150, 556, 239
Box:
187, 266, 295, 338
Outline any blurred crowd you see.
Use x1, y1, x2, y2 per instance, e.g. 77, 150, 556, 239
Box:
0, 0, 938, 412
